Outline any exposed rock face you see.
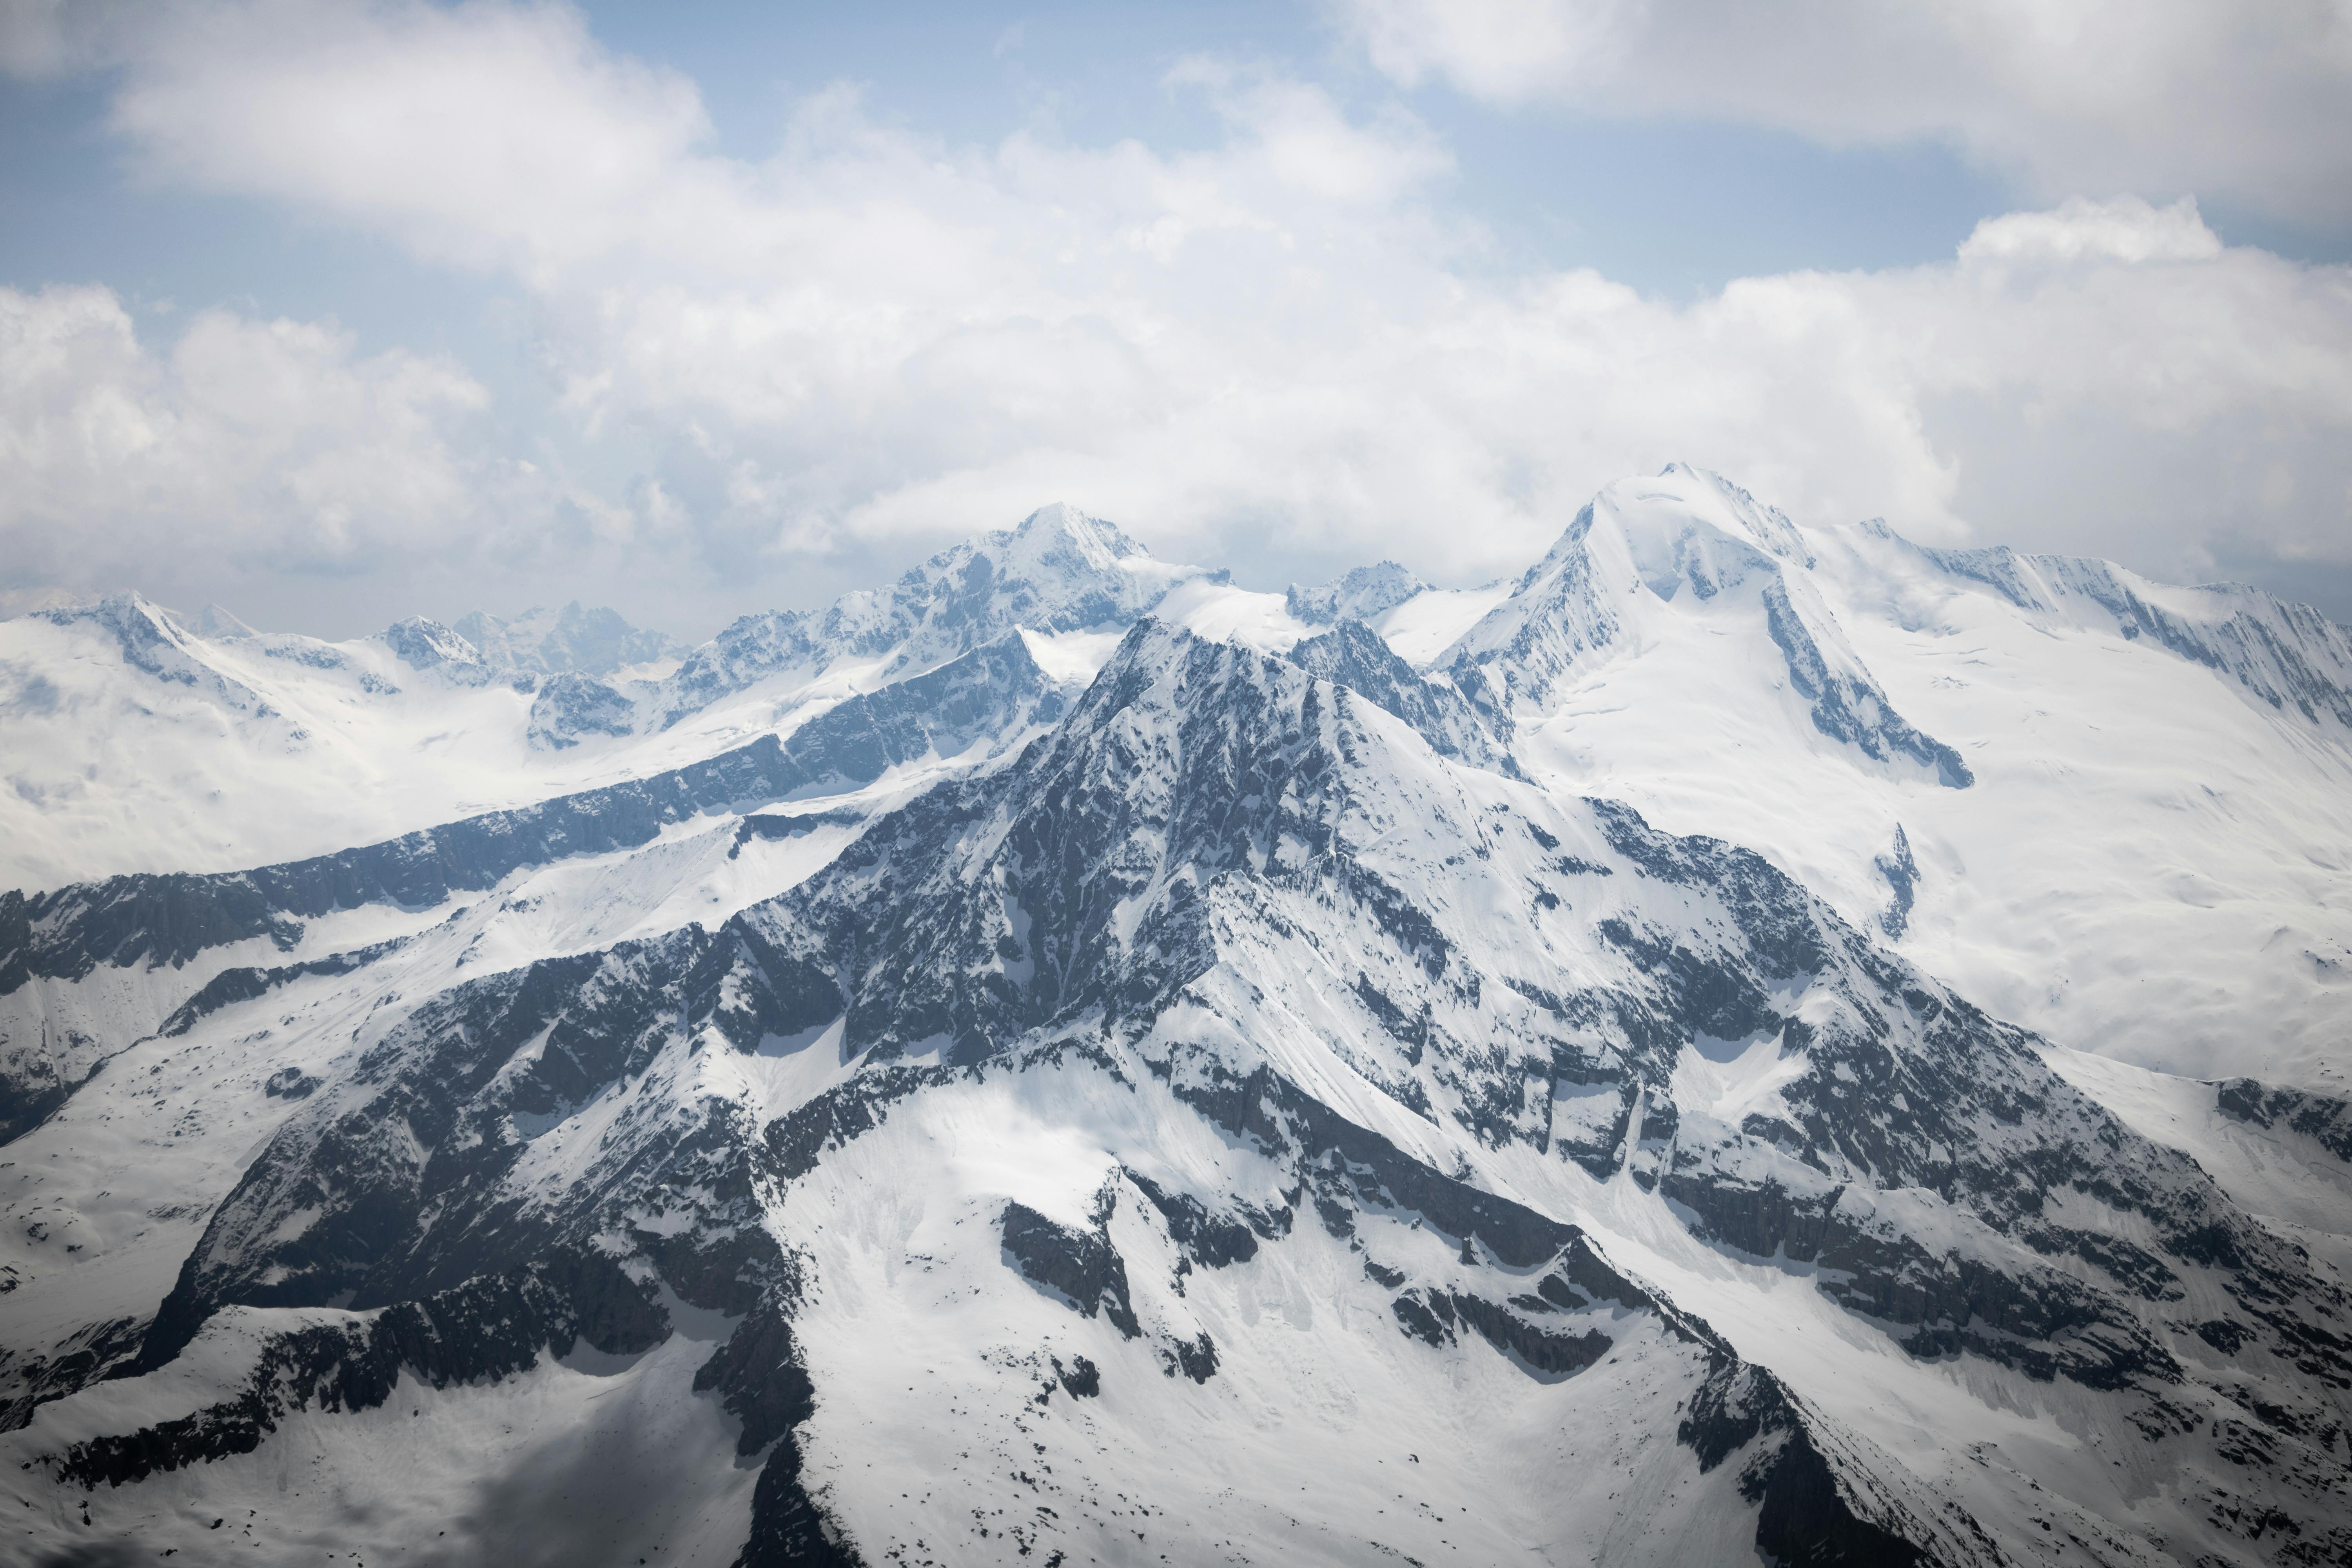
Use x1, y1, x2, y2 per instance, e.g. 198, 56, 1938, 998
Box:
0, 633, 1069, 1142
1874, 824, 1919, 939
526, 671, 635, 750
5, 475, 2352, 1566
2216, 1079, 2352, 1162
1284, 617, 1516, 773
11, 619, 2340, 1565
378, 615, 494, 684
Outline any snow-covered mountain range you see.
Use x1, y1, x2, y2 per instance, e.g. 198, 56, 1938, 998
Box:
3, 469, 2350, 1566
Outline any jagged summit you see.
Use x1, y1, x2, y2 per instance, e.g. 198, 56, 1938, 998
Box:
377, 614, 489, 675
650, 503, 1221, 726
999, 499, 1155, 573
1285, 560, 1430, 626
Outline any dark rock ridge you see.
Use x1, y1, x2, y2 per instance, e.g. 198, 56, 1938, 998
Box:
2216, 1079, 2352, 1163
51, 1252, 663, 1491
379, 615, 493, 684
0, 633, 1069, 1150
1000, 1199, 1143, 1338
1874, 824, 1919, 939
526, 671, 635, 750
0, 1316, 145, 1433
693, 1297, 866, 1568
156, 938, 408, 1038
1285, 618, 1517, 774
0, 742, 788, 998
1757, 576, 1975, 786
0, 632, 1066, 997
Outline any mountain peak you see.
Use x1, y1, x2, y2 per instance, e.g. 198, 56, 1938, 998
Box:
452, 601, 684, 677
994, 503, 1158, 591
379, 615, 488, 674
1286, 560, 1430, 626
1443, 467, 1971, 787
1010, 501, 1149, 560
1610, 463, 1813, 567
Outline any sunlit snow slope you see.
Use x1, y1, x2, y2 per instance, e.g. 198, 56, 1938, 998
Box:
3, 472, 2350, 1568
1437, 465, 2352, 1090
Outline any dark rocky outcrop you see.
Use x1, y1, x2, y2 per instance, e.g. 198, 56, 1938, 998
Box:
526, 671, 635, 750
2216, 1078, 2352, 1163
1286, 619, 1517, 773
50, 1253, 662, 1490
1000, 1201, 1142, 1339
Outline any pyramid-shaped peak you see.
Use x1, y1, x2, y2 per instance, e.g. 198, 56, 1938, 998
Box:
1007, 502, 1152, 567
1595, 465, 1811, 566
95, 591, 192, 642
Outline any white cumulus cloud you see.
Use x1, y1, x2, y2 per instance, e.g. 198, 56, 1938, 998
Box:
1332, 0, 2352, 225
5, 0, 2350, 633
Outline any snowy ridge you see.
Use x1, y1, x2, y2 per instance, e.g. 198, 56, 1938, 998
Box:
36, 594, 283, 720
1285, 560, 1430, 626
648, 502, 1222, 729
454, 600, 688, 678
5, 470, 2352, 1564
1857, 523, 2352, 731
0, 631, 1072, 1136
5, 621, 2348, 1564
1442, 465, 1975, 788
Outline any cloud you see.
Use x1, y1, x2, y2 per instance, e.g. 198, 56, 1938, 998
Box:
1331, 0, 2352, 225
6, 0, 2351, 634
0, 283, 552, 593
105, 0, 715, 285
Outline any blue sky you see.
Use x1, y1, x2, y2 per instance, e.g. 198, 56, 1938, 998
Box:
3, 0, 2349, 635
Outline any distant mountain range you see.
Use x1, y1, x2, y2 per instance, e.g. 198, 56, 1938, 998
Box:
3, 468, 2349, 1566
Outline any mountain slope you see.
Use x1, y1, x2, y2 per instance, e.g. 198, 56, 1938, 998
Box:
0, 506, 1249, 889
1442, 464, 1974, 788
6, 622, 2348, 1566
1440, 466, 2352, 1091
0, 632, 1073, 1144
